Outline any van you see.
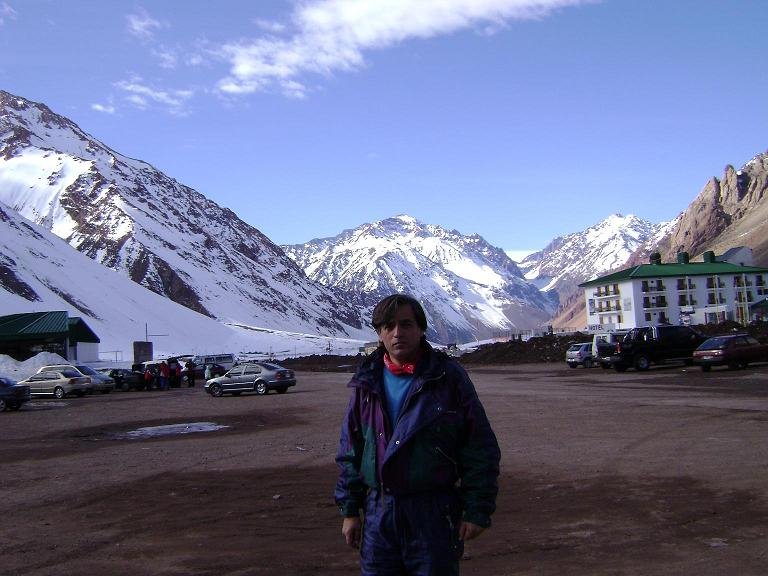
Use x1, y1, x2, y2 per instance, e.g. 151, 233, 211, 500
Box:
190, 354, 237, 371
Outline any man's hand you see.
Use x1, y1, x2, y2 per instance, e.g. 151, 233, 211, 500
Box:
342, 516, 362, 549
459, 521, 486, 541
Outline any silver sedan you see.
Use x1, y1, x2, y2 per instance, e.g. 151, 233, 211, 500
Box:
204, 362, 296, 397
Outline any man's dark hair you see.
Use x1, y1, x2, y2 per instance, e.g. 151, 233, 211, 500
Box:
371, 294, 428, 332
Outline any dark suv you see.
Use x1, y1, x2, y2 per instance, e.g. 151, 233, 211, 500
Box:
610, 325, 707, 372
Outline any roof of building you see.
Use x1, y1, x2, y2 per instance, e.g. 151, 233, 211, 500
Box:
580, 261, 768, 288
68, 317, 100, 343
0, 311, 100, 343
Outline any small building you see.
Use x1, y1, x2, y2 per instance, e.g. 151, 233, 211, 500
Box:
0, 311, 100, 362
360, 341, 380, 355
580, 250, 768, 330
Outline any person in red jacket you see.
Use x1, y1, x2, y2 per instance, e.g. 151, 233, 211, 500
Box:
159, 361, 170, 390
143, 367, 154, 391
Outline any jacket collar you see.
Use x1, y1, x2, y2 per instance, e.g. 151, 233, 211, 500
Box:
351, 342, 446, 392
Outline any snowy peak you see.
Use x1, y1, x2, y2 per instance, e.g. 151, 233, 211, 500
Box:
519, 214, 668, 294
0, 200, 366, 358
284, 215, 555, 343
0, 89, 364, 338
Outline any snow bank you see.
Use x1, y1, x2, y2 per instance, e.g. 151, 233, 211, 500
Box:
0, 352, 68, 380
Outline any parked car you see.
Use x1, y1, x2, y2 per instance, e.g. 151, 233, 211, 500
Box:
0, 376, 31, 411
204, 362, 296, 397
566, 342, 595, 368
190, 353, 238, 371
592, 330, 629, 369
18, 369, 90, 399
181, 363, 226, 384
73, 364, 115, 393
37, 364, 114, 393
610, 325, 707, 372
97, 368, 144, 391
693, 334, 768, 371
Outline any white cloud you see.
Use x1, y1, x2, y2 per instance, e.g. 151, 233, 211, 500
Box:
115, 77, 194, 114
281, 79, 308, 99
126, 94, 148, 109
187, 53, 205, 67
153, 46, 178, 69
216, 0, 590, 97
254, 18, 287, 34
126, 7, 164, 40
0, 2, 17, 25
91, 103, 116, 114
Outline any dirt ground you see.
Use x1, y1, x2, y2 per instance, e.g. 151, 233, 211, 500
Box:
3, 362, 768, 575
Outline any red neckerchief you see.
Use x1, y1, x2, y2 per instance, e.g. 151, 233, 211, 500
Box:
383, 352, 420, 375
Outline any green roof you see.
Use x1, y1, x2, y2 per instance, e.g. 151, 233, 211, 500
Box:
0, 311, 69, 341
0, 312, 99, 343
580, 261, 768, 288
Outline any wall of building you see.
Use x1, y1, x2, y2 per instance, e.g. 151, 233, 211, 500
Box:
584, 271, 766, 330
69, 342, 100, 363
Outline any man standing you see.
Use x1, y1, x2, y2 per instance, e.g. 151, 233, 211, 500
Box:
159, 360, 170, 391
185, 360, 196, 387
335, 294, 501, 575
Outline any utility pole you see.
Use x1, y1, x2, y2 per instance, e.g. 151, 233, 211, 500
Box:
145, 323, 169, 341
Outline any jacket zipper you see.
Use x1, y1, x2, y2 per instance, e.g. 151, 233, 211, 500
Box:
435, 446, 460, 476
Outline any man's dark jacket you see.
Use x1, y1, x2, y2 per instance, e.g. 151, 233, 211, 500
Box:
335, 344, 501, 527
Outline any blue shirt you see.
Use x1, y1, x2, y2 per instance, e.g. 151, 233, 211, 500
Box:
383, 369, 415, 425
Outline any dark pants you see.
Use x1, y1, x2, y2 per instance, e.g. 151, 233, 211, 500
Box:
360, 489, 463, 576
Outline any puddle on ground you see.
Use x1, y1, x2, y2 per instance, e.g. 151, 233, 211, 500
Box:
26, 401, 68, 409
114, 422, 230, 440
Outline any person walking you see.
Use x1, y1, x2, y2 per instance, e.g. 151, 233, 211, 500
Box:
159, 360, 170, 391
204, 364, 212, 381
335, 294, 501, 575
143, 367, 154, 391
185, 360, 196, 387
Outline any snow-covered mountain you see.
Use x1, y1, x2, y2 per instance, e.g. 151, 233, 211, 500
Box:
283, 215, 556, 343
519, 214, 675, 296
0, 89, 363, 338
0, 201, 367, 359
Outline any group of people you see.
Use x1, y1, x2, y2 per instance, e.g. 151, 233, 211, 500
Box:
141, 359, 200, 390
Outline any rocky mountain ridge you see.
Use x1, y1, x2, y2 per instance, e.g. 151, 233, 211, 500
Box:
519, 214, 676, 296
284, 215, 557, 343
0, 89, 364, 338
1, 88, 766, 342
553, 151, 768, 329
658, 152, 768, 266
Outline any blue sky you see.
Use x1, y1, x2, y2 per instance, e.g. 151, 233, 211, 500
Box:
2, 1, 766, 258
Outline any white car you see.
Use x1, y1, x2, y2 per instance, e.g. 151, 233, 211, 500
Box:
37, 364, 114, 393
19, 369, 90, 399
565, 342, 595, 368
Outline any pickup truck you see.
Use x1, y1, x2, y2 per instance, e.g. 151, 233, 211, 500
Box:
593, 331, 629, 369
610, 325, 708, 372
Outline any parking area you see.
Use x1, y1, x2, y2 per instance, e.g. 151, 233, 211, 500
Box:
3, 363, 768, 575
